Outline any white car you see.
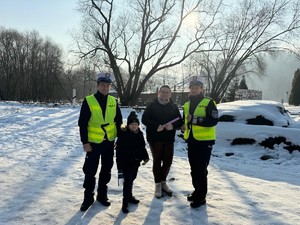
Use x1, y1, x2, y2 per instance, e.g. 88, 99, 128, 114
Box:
216, 100, 300, 153
218, 100, 293, 127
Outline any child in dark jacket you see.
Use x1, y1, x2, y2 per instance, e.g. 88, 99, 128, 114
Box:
116, 111, 149, 213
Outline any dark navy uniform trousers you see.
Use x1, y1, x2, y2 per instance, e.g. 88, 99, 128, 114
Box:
82, 140, 114, 199
187, 138, 213, 201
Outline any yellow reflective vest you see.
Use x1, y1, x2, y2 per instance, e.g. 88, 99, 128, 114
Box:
86, 95, 117, 143
183, 97, 216, 141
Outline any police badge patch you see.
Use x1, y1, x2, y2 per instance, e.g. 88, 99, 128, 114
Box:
212, 110, 219, 119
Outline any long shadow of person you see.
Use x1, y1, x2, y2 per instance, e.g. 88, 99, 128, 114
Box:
112, 200, 140, 224
141, 197, 164, 225
190, 204, 208, 225
64, 203, 106, 225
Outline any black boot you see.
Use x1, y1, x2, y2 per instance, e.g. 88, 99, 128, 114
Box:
97, 186, 111, 206
122, 198, 129, 213
187, 190, 201, 202
80, 198, 94, 211
128, 196, 140, 204
190, 199, 206, 208
80, 192, 95, 211
187, 193, 195, 202
96, 195, 111, 206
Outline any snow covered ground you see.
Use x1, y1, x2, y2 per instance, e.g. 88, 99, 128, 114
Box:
0, 101, 300, 225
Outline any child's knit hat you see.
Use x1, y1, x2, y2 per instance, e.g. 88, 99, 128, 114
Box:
127, 111, 140, 126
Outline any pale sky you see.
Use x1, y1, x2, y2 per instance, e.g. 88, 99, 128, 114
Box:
0, 0, 81, 51
247, 54, 299, 102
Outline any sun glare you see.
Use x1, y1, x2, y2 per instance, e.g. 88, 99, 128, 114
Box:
183, 12, 199, 28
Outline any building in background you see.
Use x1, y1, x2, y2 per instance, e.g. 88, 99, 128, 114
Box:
235, 89, 262, 101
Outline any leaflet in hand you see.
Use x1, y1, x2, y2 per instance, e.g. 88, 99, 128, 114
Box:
164, 117, 180, 125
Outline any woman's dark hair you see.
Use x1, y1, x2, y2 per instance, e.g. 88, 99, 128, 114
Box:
159, 85, 171, 91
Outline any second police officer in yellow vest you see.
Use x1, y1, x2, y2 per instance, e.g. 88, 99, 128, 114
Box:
182, 75, 219, 208
78, 72, 122, 211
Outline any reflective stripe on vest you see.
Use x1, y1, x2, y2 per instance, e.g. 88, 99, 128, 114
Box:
86, 95, 117, 143
183, 98, 216, 141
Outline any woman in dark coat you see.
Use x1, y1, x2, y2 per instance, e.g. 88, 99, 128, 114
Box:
142, 85, 183, 198
116, 111, 149, 213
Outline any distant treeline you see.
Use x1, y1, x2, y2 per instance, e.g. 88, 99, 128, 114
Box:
0, 27, 69, 102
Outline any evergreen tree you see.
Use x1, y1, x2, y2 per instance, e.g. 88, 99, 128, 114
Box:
239, 76, 248, 89
289, 69, 300, 105
225, 78, 239, 102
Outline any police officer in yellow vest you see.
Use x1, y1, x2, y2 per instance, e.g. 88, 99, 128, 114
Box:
182, 75, 218, 208
78, 72, 122, 211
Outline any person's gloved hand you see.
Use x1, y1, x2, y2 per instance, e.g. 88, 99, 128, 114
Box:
142, 159, 149, 165
181, 124, 186, 133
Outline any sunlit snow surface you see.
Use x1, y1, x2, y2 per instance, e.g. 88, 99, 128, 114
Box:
0, 101, 299, 225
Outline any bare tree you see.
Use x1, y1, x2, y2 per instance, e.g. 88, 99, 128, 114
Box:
0, 27, 24, 100
73, 0, 221, 105
190, 0, 300, 102
0, 27, 65, 102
